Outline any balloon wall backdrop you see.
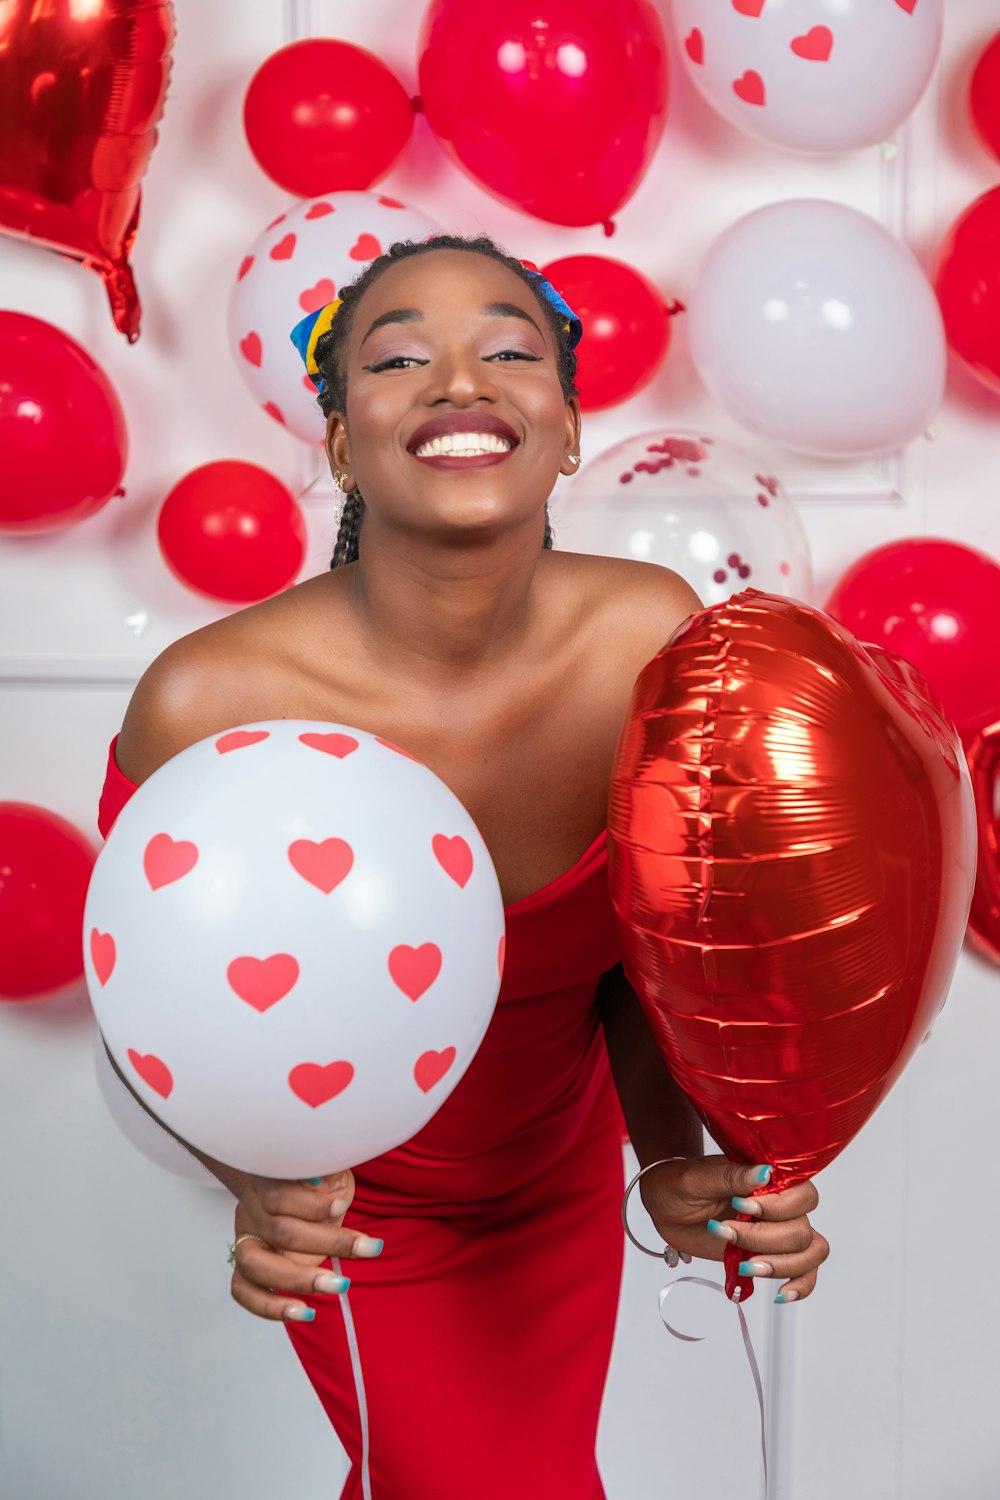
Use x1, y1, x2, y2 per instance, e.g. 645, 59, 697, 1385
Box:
417, 0, 669, 231
243, 39, 415, 196
688, 200, 947, 457
969, 31, 1000, 165
0, 804, 96, 1004
965, 722, 1000, 968
609, 591, 976, 1187
228, 191, 441, 444
935, 187, 1000, 398
84, 722, 505, 1179
0, 0, 175, 340
671, 0, 943, 153
551, 431, 813, 607
0, 313, 128, 535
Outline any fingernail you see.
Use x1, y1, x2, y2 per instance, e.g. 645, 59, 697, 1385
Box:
732, 1196, 762, 1216
739, 1260, 773, 1278
707, 1219, 738, 1242
303, 1177, 324, 1186
775, 1289, 799, 1305
329, 1198, 349, 1219
754, 1165, 774, 1186
354, 1236, 384, 1258
283, 1305, 316, 1322
314, 1272, 350, 1295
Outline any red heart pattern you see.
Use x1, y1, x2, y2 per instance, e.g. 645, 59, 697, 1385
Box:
227, 953, 300, 1012
238, 255, 254, 281
378, 196, 405, 208
299, 277, 337, 313
432, 834, 474, 888
128, 1049, 173, 1099
350, 233, 382, 261
263, 401, 285, 425
289, 1060, 355, 1107
267, 212, 287, 230
305, 201, 334, 218
414, 1047, 456, 1093
498, 934, 506, 978
270, 233, 297, 261
143, 833, 199, 891
894, 0, 917, 11
216, 730, 270, 754
90, 929, 116, 986
299, 731, 359, 759
791, 25, 833, 61
685, 28, 704, 65
732, 0, 765, 14
239, 332, 262, 367
288, 838, 354, 893
389, 943, 442, 1001
733, 69, 766, 105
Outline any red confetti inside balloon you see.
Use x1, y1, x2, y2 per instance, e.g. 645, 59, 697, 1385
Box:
609, 591, 975, 1189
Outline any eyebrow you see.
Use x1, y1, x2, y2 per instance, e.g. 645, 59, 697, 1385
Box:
358, 300, 544, 350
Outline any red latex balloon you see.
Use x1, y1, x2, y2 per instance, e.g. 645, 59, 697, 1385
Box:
934, 186, 1000, 397
0, 0, 175, 341
417, 0, 668, 231
541, 254, 671, 409
157, 461, 306, 604
965, 721, 1000, 966
825, 537, 1000, 742
243, 39, 414, 197
970, 31, 1000, 164
0, 803, 97, 1003
609, 591, 975, 1190
0, 312, 128, 534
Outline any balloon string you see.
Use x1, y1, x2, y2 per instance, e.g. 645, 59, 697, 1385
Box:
332, 1258, 373, 1500
659, 1276, 768, 1490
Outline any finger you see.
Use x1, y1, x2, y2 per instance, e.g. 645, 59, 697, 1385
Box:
251, 1212, 383, 1262
709, 1215, 815, 1257
731, 1180, 819, 1221
737, 1232, 829, 1286
774, 1267, 819, 1304
255, 1171, 356, 1225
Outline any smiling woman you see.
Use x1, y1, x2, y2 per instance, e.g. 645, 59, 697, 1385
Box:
102, 232, 829, 1500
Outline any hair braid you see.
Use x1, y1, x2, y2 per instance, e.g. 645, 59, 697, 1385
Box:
320, 233, 574, 569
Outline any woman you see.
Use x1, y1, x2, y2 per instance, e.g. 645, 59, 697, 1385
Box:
99, 235, 828, 1498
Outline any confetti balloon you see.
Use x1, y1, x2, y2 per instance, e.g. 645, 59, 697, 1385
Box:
550, 430, 813, 606
671, 0, 942, 153
83, 722, 505, 1179
228, 192, 441, 444
609, 591, 976, 1188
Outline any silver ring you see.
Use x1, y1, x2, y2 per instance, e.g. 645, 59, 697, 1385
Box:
622, 1157, 693, 1268
227, 1232, 268, 1267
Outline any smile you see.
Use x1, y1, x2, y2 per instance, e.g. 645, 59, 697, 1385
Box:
414, 432, 513, 458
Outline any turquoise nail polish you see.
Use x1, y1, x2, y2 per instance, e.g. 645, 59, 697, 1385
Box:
754, 1165, 774, 1185
774, 1290, 797, 1305
739, 1261, 757, 1278
303, 1177, 323, 1185
707, 1219, 735, 1241
731, 1196, 760, 1215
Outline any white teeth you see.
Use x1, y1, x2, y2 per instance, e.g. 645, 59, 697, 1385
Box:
413, 432, 513, 458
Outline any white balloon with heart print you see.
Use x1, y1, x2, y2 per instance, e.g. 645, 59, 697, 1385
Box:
228, 192, 442, 445
550, 430, 813, 607
83, 721, 505, 1180
672, 0, 943, 153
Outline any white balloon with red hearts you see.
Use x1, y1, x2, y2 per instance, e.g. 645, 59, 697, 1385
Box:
83, 721, 504, 1179
672, 0, 943, 153
228, 192, 442, 445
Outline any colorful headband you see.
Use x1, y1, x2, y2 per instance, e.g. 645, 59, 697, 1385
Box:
289, 261, 581, 394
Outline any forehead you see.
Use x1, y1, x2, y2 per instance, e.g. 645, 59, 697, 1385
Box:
350, 250, 548, 333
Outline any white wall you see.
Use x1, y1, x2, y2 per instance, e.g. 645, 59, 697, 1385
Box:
2, 3, 998, 1497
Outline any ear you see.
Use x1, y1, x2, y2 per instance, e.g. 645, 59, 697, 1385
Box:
559, 396, 582, 476
325, 410, 356, 491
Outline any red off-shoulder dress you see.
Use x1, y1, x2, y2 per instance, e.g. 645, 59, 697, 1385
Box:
98, 734, 626, 1499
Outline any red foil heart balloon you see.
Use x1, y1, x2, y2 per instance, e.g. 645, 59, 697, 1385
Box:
965, 720, 1000, 965
0, 0, 176, 341
609, 590, 976, 1189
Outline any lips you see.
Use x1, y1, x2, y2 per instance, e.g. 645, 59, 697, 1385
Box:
406, 411, 519, 453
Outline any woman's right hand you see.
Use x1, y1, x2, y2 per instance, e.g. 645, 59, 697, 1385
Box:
228, 1167, 385, 1323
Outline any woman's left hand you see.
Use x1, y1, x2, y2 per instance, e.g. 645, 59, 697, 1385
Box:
639, 1156, 829, 1303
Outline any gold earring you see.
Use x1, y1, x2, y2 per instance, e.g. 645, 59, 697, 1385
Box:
566, 454, 580, 468
334, 471, 350, 490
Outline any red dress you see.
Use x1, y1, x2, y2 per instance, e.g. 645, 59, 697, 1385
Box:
98, 734, 626, 1499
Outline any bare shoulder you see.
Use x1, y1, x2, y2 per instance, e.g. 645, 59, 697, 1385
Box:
553, 550, 704, 669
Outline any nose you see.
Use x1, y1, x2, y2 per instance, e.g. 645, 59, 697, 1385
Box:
422, 342, 500, 407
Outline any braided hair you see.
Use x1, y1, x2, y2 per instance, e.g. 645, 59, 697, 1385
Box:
312, 234, 580, 569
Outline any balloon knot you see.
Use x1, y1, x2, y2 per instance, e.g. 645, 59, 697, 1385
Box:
666, 299, 686, 317
410, 94, 423, 113
602, 219, 616, 238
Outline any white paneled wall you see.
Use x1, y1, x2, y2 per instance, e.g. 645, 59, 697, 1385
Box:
2, 3, 998, 1497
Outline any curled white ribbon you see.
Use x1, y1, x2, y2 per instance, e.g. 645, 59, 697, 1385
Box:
659, 1276, 768, 1489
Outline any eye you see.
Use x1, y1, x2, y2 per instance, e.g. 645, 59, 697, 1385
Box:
363, 356, 428, 373
486, 349, 543, 363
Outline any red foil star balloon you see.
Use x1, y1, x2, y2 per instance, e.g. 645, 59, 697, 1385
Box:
0, 0, 175, 341
609, 591, 976, 1190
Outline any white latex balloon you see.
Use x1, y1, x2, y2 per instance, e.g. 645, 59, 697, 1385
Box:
228, 193, 442, 444
92, 1029, 223, 1187
551, 430, 812, 606
687, 200, 946, 458
672, 0, 943, 153
83, 722, 504, 1179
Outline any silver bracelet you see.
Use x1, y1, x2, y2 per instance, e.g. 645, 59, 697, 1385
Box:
622, 1157, 693, 1269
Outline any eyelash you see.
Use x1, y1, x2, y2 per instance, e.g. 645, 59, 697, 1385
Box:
364, 350, 543, 373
